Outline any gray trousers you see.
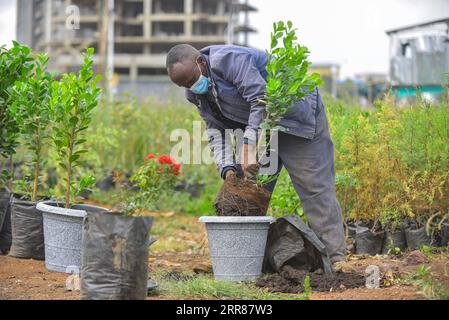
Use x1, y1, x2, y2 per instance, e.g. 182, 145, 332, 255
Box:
237, 107, 346, 263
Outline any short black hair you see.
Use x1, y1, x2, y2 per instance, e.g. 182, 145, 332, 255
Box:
166, 44, 200, 69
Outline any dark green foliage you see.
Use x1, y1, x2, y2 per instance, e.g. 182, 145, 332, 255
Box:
262, 21, 323, 132
0, 42, 34, 188
8, 54, 53, 201
49, 48, 102, 207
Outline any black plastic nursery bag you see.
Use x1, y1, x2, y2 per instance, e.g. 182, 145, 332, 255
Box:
9, 196, 45, 260
80, 211, 153, 300
263, 216, 333, 275
0, 189, 12, 254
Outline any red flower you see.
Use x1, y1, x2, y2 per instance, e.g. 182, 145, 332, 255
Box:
145, 154, 156, 160
172, 163, 181, 176
158, 155, 174, 165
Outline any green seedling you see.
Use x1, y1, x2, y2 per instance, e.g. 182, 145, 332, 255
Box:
261, 20, 323, 133
255, 21, 323, 184
50, 48, 102, 208
8, 53, 53, 201
0, 41, 34, 190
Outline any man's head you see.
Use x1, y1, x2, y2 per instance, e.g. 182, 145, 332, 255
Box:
166, 44, 208, 91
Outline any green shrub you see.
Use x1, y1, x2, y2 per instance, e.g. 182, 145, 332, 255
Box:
49, 48, 101, 207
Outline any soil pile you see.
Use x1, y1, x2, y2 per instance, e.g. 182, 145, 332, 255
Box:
214, 174, 271, 216
256, 266, 366, 293
402, 250, 430, 265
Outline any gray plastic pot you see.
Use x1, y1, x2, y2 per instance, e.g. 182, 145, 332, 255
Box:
199, 216, 275, 281
36, 201, 110, 273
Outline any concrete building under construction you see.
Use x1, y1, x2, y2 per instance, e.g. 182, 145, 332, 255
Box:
16, 0, 257, 100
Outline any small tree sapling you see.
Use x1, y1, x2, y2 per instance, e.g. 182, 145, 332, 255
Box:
262, 21, 323, 133
49, 48, 102, 208
255, 21, 323, 183
8, 54, 53, 201
0, 42, 35, 190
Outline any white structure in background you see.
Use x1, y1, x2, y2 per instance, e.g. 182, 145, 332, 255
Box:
386, 18, 449, 101
16, 0, 257, 101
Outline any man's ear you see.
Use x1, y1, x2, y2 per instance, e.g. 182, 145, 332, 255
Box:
197, 55, 206, 67
197, 56, 208, 76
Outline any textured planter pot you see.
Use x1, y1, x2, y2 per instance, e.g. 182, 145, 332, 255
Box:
9, 195, 46, 260
0, 189, 12, 254
37, 201, 109, 273
80, 211, 153, 300
199, 216, 275, 281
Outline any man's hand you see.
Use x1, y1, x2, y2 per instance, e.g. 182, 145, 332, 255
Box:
242, 144, 259, 178
225, 169, 236, 180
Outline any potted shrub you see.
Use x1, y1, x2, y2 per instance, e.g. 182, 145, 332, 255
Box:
340, 112, 385, 255
36, 48, 108, 272
374, 106, 407, 254
397, 103, 449, 250
380, 210, 407, 255
6, 53, 54, 260
202, 21, 322, 281
399, 172, 444, 250
80, 153, 180, 300
0, 42, 35, 254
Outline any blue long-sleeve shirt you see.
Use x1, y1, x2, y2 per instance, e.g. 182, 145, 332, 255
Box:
185, 45, 323, 178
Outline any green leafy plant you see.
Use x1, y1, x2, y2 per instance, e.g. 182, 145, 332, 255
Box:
303, 275, 312, 299
261, 20, 323, 132
8, 53, 53, 201
386, 244, 401, 256
49, 48, 101, 208
268, 169, 305, 219
335, 173, 357, 221
0, 41, 34, 190
122, 154, 181, 216
409, 265, 449, 299
407, 263, 449, 300
255, 21, 323, 184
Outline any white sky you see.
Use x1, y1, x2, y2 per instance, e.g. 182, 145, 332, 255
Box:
0, 0, 16, 47
1, 0, 448, 79
247, 0, 449, 78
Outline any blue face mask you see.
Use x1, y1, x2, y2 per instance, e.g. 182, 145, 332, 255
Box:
190, 63, 209, 95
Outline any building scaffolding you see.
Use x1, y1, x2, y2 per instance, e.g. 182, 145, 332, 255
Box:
16, 0, 257, 99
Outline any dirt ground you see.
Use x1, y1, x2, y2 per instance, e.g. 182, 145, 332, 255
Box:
0, 252, 432, 300
1, 210, 447, 300
0, 255, 79, 300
